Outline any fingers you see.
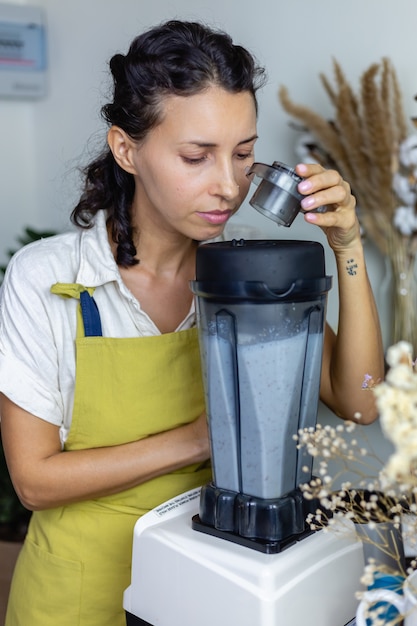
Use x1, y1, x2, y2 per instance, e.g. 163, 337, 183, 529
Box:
295, 163, 355, 213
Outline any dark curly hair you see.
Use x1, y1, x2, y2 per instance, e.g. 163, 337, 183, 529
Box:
71, 20, 266, 267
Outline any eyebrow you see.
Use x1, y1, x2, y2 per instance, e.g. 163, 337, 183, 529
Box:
183, 134, 259, 148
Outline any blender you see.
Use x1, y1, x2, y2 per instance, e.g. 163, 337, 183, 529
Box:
191, 237, 331, 552
124, 161, 366, 625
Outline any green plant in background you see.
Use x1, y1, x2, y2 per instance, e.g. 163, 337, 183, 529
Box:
0, 227, 57, 541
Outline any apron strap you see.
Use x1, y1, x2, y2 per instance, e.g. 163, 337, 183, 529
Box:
50, 283, 103, 337
79, 290, 103, 337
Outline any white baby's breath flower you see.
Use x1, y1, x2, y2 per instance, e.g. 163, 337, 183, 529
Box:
295, 346, 417, 593
385, 363, 417, 390
347, 421, 357, 431
385, 341, 413, 368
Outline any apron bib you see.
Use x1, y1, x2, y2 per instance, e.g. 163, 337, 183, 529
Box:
6, 285, 211, 626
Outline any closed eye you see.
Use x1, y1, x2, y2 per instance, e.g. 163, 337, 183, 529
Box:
182, 155, 208, 165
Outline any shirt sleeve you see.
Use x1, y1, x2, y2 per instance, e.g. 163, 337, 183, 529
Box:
0, 246, 65, 426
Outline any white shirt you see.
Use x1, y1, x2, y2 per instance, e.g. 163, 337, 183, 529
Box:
0, 211, 195, 444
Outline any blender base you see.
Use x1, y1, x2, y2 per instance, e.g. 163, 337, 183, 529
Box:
123, 488, 364, 626
191, 514, 315, 554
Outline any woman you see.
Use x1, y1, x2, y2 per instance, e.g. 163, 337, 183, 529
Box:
0, 19, 384, 626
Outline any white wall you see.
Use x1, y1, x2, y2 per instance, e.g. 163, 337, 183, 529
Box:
1, 0, 413, 326
1, 0, 410, 470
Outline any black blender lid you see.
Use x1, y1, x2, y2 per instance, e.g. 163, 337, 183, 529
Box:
195, 239, 327, 290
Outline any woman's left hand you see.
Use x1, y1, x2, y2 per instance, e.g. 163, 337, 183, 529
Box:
295, 163, 360, 253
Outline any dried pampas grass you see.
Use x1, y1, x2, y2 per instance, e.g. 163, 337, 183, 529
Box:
279, 58, 409, 257
279, 58, 417, 350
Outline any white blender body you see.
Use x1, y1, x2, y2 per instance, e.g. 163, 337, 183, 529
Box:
124, 488, 364, 626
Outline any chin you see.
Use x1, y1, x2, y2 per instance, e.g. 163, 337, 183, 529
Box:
197, 225, 228, 243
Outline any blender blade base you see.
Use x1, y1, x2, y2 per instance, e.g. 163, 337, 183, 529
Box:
191, 514, 315, 554
195, 482, 321, 552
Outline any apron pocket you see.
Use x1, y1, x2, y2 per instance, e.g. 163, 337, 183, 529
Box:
6, 537, 83, 626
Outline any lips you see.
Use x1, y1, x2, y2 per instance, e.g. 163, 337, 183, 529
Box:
196, 210, 232, 225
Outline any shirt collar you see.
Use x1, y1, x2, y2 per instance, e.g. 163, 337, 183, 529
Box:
75, 211, 121, 287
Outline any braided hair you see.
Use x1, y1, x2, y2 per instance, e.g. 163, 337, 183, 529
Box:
71, 20, 266, 267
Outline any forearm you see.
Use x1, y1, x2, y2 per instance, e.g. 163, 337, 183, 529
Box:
1, 396, 209, 510
293, 163, 385, 422
33, 426, 206, 509
321, 240, 384, 422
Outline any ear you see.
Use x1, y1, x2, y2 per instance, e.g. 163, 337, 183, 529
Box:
107, 126, 137, 175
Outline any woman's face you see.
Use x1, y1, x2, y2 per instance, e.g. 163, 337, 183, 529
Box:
128, 85, 258, 241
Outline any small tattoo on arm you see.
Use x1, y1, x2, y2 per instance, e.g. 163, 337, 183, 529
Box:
346, 258, 358, 276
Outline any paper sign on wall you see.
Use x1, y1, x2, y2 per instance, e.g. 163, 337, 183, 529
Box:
0, 3, 47, 99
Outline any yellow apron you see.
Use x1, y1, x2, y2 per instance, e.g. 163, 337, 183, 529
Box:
6, 284, 211, 626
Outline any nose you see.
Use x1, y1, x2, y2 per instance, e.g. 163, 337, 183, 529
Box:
211, 159, 241, 200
